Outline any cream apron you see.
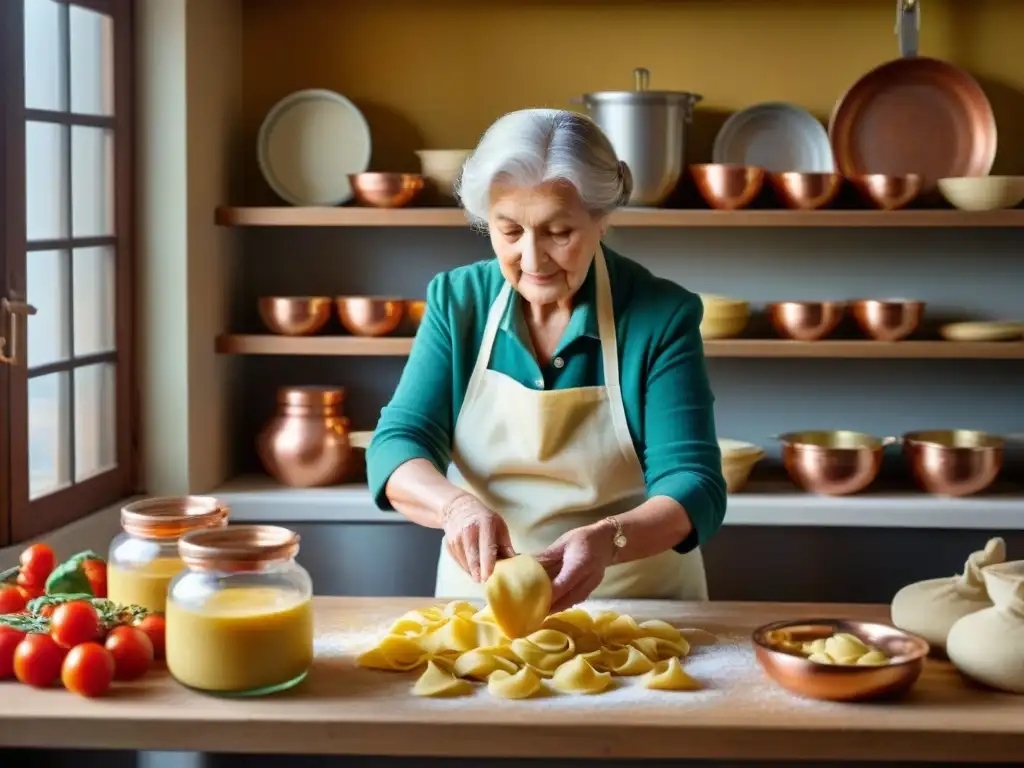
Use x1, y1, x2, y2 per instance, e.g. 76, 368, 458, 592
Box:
436, 246, 708, 601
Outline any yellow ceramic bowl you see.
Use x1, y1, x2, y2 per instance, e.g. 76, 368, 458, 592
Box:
719, 438, 765, 493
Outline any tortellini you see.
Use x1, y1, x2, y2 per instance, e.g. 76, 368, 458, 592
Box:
358, 600, 712, 699
766, 629, 891, 667
485, 555, 553, 639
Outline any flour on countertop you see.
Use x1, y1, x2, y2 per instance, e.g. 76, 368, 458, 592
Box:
314, 621, 839, 712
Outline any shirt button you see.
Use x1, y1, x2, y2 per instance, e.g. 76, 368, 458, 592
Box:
552, 356, 565, 369
535, 378, 545, 388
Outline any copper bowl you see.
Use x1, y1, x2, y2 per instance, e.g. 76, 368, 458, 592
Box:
848, 173, 923, 211
776, 430, 893, 496
767, 301, 846, 341
257, 296, 332, 336
348, 173, 425, 208
769, 172, 843, 210
406, 300, 426, 328
752, 619, 929, 702
690, 164, 765, 210
336, 296, 405, 337
902, 430, 1004, 497
850, 299, 925, 341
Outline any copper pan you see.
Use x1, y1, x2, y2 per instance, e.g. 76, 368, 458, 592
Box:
828, 2, 996, 192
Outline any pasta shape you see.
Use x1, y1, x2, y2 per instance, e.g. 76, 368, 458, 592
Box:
766, 629, 891, 667
488, 667, 543, 699
551, 655, 612, 694
485, 555, 553, 639
358, 599, 714, 699
453, 647, 520, 680
644, 657, 702, 691
413, 660, 473, 697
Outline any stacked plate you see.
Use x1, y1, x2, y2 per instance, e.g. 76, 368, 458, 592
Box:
700, 294, 750, 339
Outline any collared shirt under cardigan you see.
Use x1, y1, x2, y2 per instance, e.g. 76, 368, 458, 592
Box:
366, 244, 728, 553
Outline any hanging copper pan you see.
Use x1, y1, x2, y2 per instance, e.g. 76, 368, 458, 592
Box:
828, 1, 996, 192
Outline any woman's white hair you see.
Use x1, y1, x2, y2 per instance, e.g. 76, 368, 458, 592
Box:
455, 108, 633, 227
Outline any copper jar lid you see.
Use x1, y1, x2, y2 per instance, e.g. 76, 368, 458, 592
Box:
121, 496, 229, 539
178, 525, 300, 571
276, 386, 344, 408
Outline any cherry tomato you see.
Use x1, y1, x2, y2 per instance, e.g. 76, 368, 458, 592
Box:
104, 626, 153, 680
38, 604, 56, 619
82, 559, 107, 598
135, 615, 166, 659
0, 626, 25, 679
50, 601, 102, 649
15, 570, 42, 592
19, 544, 56, 587
14, 633, 65, 687
61, 642, 114, 697
18, 585, 43, 602
0, 586, 27, 614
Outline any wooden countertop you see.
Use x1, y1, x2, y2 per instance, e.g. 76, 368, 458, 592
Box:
0, 598, 1021, 762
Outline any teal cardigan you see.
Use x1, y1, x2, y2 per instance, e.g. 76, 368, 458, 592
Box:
366, 245, 727, 553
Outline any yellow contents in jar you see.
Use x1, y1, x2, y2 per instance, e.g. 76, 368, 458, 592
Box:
165, 586, 314, 695
107, 557, 185, 613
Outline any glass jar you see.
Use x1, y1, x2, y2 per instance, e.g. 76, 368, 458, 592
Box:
165, 525, 314, 697
107, 496, 229, 613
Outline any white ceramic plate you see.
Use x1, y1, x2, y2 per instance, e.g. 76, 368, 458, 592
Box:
257, 89, 372, 206
713, 102, 834, 173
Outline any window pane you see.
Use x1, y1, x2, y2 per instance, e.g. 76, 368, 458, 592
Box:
29, 372, 72, 499
69, 5, 114, 116
75, 363, 116, 481
26, 121, 69, 241
73, 245, 115, 355
27, 249, 71, 368
72, 126, 114, 237
24, 0, 67, 112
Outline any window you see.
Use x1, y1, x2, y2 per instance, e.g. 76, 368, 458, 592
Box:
2, 0, 135, 545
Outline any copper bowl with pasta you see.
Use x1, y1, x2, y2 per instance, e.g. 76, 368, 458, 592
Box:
752, 618, 929, 701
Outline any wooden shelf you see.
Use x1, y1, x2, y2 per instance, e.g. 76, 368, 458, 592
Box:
215, 335, 1024, 359
213, 474, 1024, 530
215, 206, 1024, 228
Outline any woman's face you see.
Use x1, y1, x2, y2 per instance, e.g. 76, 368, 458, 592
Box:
488, 180, 607, 308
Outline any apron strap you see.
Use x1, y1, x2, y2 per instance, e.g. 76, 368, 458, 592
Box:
593, 246, 620, 388
466, 280, 512, 398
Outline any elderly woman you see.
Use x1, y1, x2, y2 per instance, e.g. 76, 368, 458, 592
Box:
367, 109, 726, 612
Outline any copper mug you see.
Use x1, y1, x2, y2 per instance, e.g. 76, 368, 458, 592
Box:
256, 386, 354, 487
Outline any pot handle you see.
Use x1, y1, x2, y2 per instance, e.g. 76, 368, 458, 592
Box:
895, 0, 920, 59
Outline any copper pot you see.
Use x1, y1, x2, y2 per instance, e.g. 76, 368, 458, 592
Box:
348, 173, 425, 208
768, 172, 843, 210
776, 430, 893, 496
256, 387, 354, 487
902, 430, 1004, 497
690, 164, 764, 210
336, 296, 405, 337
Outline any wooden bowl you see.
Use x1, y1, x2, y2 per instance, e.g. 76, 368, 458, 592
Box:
348, 173, 425, 208
336, 297, 405, 337
257, 297, 332, 336
752, 618, 929, 701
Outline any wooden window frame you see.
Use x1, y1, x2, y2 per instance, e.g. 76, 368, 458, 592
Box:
3, 0, 137, 544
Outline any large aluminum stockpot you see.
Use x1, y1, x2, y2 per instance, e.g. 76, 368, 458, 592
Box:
577, 68, 702, 207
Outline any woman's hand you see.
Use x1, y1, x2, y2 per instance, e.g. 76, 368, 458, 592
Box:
443, 495, 516, 582
534, 521, 617, 612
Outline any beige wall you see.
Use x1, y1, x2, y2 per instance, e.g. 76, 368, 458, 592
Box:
136, 0, 243, 496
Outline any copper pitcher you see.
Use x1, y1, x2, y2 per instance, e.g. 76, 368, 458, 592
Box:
256, 386, 354, 487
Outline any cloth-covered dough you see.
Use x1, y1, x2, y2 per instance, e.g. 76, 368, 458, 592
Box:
485, 555, 553, 639
947, 579, 1024, 694
890, 537, 1006, 651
